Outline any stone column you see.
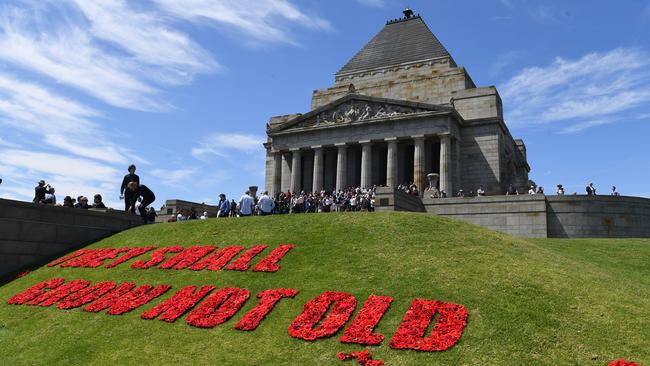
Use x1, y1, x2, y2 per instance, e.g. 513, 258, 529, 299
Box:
272, 151, 282, 195
386, 138, 398, 188
281, 152, 291, 193
312, 146, 323, 193
413, 135, 426, 194
360, 140, 372, 189
290, 149, 302, 193
335, 143, 347, 190
440, 134, 452, 196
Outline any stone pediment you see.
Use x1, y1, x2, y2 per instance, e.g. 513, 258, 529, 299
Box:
270, 94, 450, 133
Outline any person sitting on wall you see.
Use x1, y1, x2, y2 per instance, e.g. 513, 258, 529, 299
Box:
92, 194, 107, 209
120, 164, 140, 213
43, 187, 56, 205
457, 189, 464, 198
62, 196, 74, 208
536, 186, 545, 195
506, 183, 518, 196
528, 185, 536, 195
77, 196, 91, 209
126, 181, 155, 222
611, 186, 620, 196
586, 182, 596, 196
217, 194, 230, 217
556, 184, 565, 195
476, 185, 486, 197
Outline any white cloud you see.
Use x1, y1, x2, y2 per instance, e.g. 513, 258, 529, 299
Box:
0, 1, 217, 111
0, 73, 133, 164
502, 48, 650, 133
150, 167, 201, 186
192, 133, 265, 160
154, 0, 331, 44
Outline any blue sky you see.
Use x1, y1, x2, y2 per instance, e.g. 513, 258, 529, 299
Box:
0, 0, 649, 208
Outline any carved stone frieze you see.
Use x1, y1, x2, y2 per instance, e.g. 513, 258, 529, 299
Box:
290, 100, 428, 129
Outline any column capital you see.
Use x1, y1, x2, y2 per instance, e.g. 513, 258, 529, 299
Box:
334, 142, 347, 147
411, 134, 426, 141
438, 133, 452, 140
289, 147, 302, 152
359, 140, 372, 145
311, 145, 323, 150
384, 137, 398, 142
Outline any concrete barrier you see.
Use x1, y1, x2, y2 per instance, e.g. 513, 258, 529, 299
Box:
421, 193, 650, 238
374, 187, 426, 212
547, 195, 650, 238
423, 194, 548, 238
0, 198, 142, 281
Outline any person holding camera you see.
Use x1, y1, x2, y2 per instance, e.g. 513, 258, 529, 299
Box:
33, 180, 54, 204
120, 164, 140, 213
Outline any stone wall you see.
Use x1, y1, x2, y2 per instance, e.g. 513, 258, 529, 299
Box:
313, 57, 472, 109
459, 123, 502, 195
546, 196, 650, 238
423, 194, 548, 238
0, 198, 142, 281
374, 187, 426, 212
421, 194, 650, 238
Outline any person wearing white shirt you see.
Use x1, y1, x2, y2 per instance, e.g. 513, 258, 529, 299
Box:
258, 191, 275, 215
238, 191, 254, 217
528, 185, 536, 195
200, 211, 208, 220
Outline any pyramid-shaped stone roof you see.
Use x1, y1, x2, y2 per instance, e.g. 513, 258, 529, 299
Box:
337, 15, 451, 76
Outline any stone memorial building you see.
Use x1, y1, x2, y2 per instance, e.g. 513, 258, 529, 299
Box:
264, 10, 530, 196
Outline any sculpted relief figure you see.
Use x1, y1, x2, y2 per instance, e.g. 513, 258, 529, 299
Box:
343, 103, 359, 122
359, 104, 373, 120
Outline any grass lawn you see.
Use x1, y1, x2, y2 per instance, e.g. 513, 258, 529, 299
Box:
0, 212, 648, 365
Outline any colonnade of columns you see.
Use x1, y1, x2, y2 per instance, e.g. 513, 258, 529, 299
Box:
269, 134, 455, 196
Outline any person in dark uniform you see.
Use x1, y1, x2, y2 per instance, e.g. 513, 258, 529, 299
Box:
120, 164, 140, 212
126, 181, 155, 222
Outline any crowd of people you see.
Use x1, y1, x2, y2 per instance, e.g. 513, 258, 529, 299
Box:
33, 180, 108, 210
446, 182, 620, 198
210, 186, 378, 218
31, 164, 157, 223
27, 161, 624, 222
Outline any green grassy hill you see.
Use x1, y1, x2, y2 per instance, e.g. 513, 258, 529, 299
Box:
0, 212, 648, 365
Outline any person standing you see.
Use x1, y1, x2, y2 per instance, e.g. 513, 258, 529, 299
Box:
126, 181, 155, 222
217, 194, 230, 217
120, 164, 140, 213
238, 191, 254, 217
556, 184, 565, 195
258, 191, 275, 216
